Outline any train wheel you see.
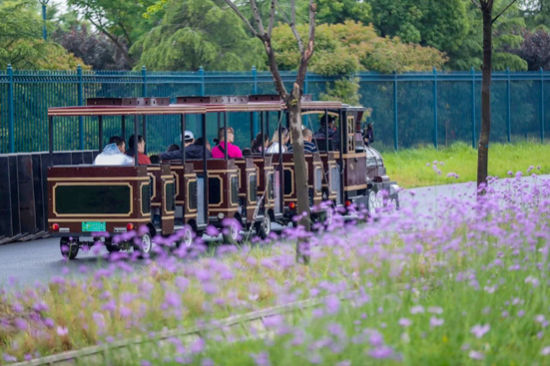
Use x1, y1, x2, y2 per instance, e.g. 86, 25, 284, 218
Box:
255, 215, 271, 240
135, 232, 153, 257
180, 226, 193, 248
60, 237, 79, 260
104, 238, 120, 253
222, 223, 240, 245
367, 190, 383, 217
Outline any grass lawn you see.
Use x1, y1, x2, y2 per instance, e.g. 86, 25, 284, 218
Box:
383, 141, 550, 188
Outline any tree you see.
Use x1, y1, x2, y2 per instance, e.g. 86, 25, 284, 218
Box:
472, 0, 518, 191
66, 0, 162, 68
0, 0, 87, 70
130, 0, 265, 71
224, 0, 316, 263
513, 28, 550, 69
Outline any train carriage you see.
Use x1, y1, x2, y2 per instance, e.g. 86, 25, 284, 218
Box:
47, 98, 207, 258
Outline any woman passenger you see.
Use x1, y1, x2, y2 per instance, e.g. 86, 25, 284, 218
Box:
251, 132, 269, 153
211, 127, 243, 159
266, 127, 290, 154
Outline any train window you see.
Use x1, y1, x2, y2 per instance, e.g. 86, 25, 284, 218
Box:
55, 185, 130, 214
330, 166, 340, 193
231, 176, 239, 205
141, 183, 151, 214
165, 182, 175, 212
187, 180, 198, 210
208, 177, 221, 204
249, 174, 257, 202
267, 173, 274, 200
314, 168, 322, 193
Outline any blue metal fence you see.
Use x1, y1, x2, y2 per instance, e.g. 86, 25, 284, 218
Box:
0, 66, 548, 154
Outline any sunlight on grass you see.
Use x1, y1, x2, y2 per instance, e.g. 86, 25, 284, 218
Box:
383, 141, 550, 188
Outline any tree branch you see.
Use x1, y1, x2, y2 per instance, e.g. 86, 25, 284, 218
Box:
250, 0, 266, 38
268, 0, 277, 37
290, 0, 304, 53
222, 0, 259, 37
492, 0, 518, 24
295, 0, 316, 89
471, 0, 481, 8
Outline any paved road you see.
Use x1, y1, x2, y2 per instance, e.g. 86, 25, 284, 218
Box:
1, 175, 548, 290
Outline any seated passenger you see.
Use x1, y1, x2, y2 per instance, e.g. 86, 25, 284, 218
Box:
93, 136, 134, 166
160, 130, 212, 161
314, 114, 339, 150
211, 127, 243, 159
194, 137, 211, 152
251, 132, 269, 153
266, 127, 290, 154
287, 128, 318, 153
126, 135, 151, 165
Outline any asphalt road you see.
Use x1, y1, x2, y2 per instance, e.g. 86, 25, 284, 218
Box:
1, 175, 548, 290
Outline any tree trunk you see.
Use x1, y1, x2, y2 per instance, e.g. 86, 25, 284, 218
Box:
287, 85, 310, 263
477, 4, 493, 193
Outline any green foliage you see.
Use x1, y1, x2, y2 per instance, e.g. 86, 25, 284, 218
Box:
319, 77, 361, 105
310, 0, 372, 25
130, 0, 265, 71
0, 0, 88, 70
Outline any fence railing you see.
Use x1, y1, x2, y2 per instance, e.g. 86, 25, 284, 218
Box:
0, 66, 548, 153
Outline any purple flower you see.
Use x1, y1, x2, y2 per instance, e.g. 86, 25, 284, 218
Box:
430, 317, 444, 327
470, 324, 490, 338
250, 352, 271, 366
369, 345, 395, 359
398, 318, 412, 327
324, 295, 340, 315
541, 346, 550, 356
163, 292, 181, 309
468, 350, 484, 360
56, 326, 69, 336
410, 305, 424, 314
190, 337, 205, 353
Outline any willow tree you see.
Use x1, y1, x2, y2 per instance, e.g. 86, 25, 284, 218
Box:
472, 0, 518, 192
223, 0, 316, 263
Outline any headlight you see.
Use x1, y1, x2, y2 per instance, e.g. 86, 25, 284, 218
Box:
217, 213, 225, 220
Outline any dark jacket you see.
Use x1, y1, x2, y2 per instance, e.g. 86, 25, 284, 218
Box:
160, 144, 212, 161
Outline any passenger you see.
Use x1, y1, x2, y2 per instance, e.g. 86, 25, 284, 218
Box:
314, 114, 339, 149
211, 127, 243, 159
287, 128, 318, 153
266, 127, 290, 154
251, 132, 269, 153
363, 122, 374, 146
160, 130, 212, 161
126, 135, 151, 165
149, 155, 160, 164
194, 137, 211, 152
93, 136, 134, 166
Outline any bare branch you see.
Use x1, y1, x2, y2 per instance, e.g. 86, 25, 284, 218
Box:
492, 0, 518, 24
290, 0, 304, 53
471, 0, 481, 8
295, 0, 316, 88
268, 0, 277, 37
250, 0, 266, 38
223, 0, 259, 37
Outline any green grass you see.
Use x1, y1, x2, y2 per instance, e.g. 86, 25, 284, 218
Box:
383, 141, 550, 188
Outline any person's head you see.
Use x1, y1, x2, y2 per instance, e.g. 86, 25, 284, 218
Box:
167, 144, 180, 152
128, 135, 145, 154
184, 130, 195, 146
218, 127, 235, 144
194, 137, 211, 151
149, 155, 160, 164
251, 132, 269, 152
303, 128, 313, 143
270, 127, 289, 145
108, 136, 125, 153
320, 114, 336, 129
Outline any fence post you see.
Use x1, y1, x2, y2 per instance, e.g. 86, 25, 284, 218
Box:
393, 71, 398, 151
77, 65, 84, 149
506, 68, 511, 143
7, 65, 14, 153
141, 66, 147, 97
471, 67, 476, 148
199, 66, 205, 96
541, 67, 545, 143
433, 67, 438, 149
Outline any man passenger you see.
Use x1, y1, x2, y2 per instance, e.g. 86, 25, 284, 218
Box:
93, 136, 134, 166
160, 130, 212, 161
287, 128, 318, 153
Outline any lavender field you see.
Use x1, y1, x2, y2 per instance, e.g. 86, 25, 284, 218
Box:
1, 173, 549, 365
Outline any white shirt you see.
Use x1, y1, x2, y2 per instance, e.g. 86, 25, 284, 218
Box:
93, 143, 134, 166
266, 142, 287, 154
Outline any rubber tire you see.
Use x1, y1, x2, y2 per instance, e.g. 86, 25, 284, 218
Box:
178, 226, 194, 248
135, 232, 153, 257
60, 237, 79, 260
255, 215, 271, 240
104, 238, 120, 253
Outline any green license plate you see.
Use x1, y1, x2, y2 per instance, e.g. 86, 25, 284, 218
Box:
82, 221, 106, 232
